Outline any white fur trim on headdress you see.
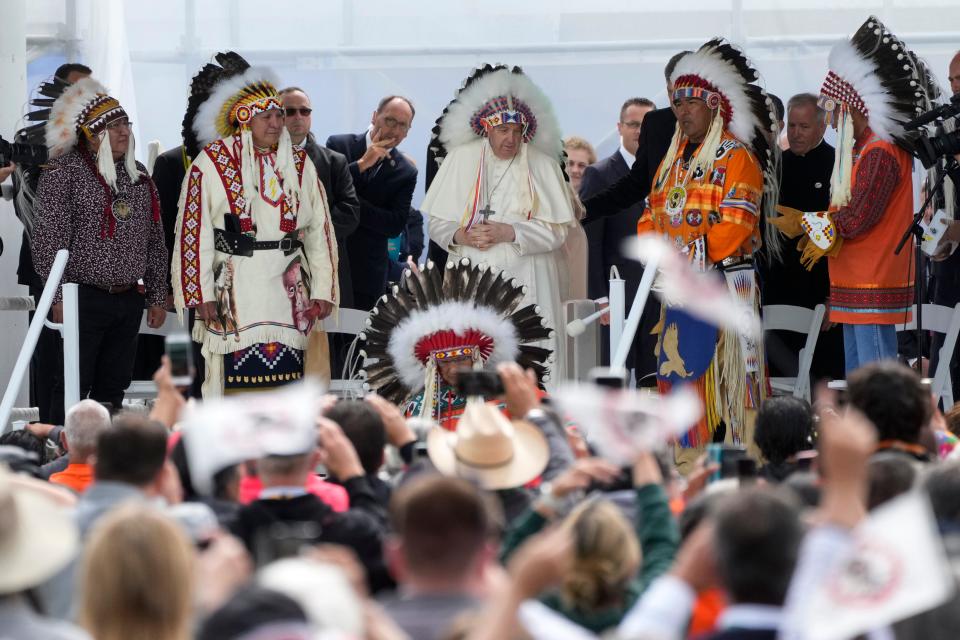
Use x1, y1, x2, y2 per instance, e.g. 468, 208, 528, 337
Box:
193, 66, 283, 148
386, 301, 520, 392
439, 68, 564, 161
670, 46, 761, 148
45, 77, 110, 159
826, 39, 900, 143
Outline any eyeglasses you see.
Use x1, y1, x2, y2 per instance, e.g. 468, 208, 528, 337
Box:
620, 120, 643, 129
284, 107, 313, 117
381, 116, 410, 131
106, 119, 132, 131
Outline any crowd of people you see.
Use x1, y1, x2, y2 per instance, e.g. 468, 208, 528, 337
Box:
3, 341, 960, 639
3, 11, 960, 640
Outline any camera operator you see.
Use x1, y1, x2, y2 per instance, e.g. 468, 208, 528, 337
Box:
927, 50, 960, 402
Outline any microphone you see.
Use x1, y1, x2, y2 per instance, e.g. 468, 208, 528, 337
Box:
566, 307, 611, 337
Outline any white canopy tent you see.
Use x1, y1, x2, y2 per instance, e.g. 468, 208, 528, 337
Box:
1, 0, 958, 399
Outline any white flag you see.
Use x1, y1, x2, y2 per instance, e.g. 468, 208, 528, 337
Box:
622, 234, 761, 340
799, 491, 955, 640
553, 383, 702, 466
179, 382, 323, 495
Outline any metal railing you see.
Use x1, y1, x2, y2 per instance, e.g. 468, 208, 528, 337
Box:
0, 249, 79, 431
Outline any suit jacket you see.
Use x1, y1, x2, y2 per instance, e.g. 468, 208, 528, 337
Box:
303, 134, 361, 308
151, 146, 188, 264
325, 132, 417, 309
582, 107, 677, 224
579, 150, 642, 300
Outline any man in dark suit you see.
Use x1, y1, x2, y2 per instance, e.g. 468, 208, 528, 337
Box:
280, 87, 360, 309
581, 52, 691, 226
579, 98, 656, 377
760, 93, 844, 383
326, 96, 418, 311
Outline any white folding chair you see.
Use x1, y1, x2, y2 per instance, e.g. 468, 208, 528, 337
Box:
322, 308, 370, 397
762, 304, 826, 402
896, 303, 960, 409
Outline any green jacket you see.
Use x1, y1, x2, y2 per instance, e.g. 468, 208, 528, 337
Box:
500, 483, 680, 634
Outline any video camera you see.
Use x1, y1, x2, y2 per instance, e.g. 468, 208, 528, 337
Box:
0, 135, 48, 168
906, 94, 960, 170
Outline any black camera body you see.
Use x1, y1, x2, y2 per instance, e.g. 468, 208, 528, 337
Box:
910, 94, 960, 170
455, 370, 504, 397
0, 136, 48, 167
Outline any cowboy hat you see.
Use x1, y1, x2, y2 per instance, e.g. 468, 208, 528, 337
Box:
427, 400, 549, 490
0, 465, 78, 594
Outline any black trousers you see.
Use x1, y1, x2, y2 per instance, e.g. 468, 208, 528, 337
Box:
49, 286, 144, 424
28, 283, 64, 424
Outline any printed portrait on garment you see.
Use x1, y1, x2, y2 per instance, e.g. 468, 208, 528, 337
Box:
283, 256, 315, 335
213, 258, 241, 341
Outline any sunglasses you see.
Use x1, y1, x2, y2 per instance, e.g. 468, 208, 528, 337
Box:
284, 107, 313, 117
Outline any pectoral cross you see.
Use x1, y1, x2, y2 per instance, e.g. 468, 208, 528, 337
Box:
478, 204, 495, 224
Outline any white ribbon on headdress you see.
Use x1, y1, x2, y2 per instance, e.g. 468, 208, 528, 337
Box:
829, 106, 855, 209
239, 124, 301, 220
96, 131, 118, 191
94, 129, 143, 192
656, 108, 725, 190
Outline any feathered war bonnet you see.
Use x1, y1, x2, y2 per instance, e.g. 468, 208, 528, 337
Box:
426, 65, 566, 185
360, 259, 554, 421
38, 76, 141, 194
190, 51, 300, 223
819, 16, 940, 208
660, 39, 782, 258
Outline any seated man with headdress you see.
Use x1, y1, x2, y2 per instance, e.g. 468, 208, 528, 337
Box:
361, 259, 553, 431
422, 65, 579, 380
640, 40, 780, 449
172, 53, 338, 396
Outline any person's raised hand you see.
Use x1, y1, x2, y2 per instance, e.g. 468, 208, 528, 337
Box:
507, 525, 574, 600
149, 355, 186, 428
357, 132, 393, 173
681, 453, 720, 503
632, 450, 664, 487
365, 393, 416, 448
25, 422, 57, 440
549, 456, 621, 499
195, 532, 253, 614
317, 416, 365, 481
565, 425, 590, 459
498, 361, 541, 419
815, 384, 877, 529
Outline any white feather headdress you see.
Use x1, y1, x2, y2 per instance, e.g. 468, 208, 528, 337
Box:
436, 66, 564, 162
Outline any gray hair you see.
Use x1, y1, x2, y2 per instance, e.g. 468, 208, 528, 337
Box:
64, 399, 111, 458
787, 93, 826, 123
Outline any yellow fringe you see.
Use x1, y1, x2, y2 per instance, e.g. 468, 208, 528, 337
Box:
798, 235, 843, 271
